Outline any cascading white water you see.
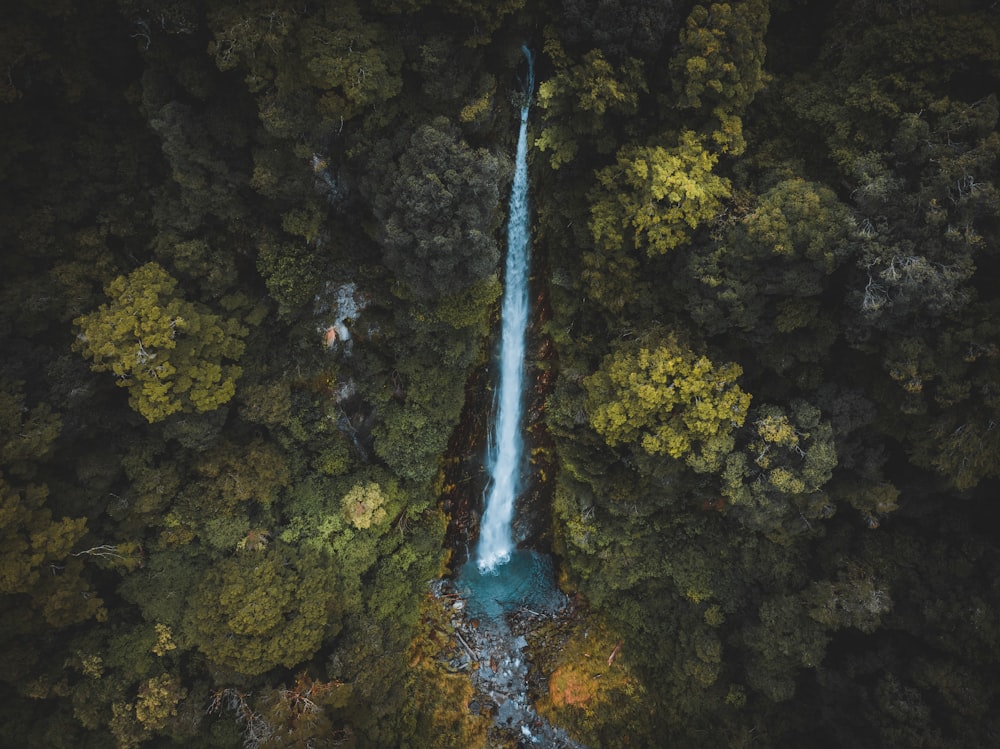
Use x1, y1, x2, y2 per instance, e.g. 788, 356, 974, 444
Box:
477, 46, 535, 574
454, 50, 580, 746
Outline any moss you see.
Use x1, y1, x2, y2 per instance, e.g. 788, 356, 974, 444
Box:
530, 608, 648, 747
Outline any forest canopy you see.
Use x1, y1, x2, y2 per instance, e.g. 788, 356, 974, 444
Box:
1, 1, 1000, 748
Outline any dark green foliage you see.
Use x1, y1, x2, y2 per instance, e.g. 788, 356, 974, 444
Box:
558, 0, 682, 62
2, 0, 1000, 746
537, 1, 1000, 746
669, 0, 771, 154
182, 546, 342, 676
372, 117, 508, 301
535, 37, 649, 168
722, 399, 838, 542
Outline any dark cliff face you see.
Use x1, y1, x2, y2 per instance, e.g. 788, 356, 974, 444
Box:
439, 247, 558, 569
440, 361, 493, 568
514, 272, 559, 555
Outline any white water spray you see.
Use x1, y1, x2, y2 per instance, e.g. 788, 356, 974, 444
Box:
477, 46, 535, 574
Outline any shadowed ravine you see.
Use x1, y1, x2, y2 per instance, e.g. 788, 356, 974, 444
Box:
448, 47, 585, 747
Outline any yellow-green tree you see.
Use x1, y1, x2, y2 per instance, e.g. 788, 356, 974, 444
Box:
341, 481, 389, 530
584, 336, 751, 472
73, 262, 246, 423
589, 131, 731, 258
0, 476, 105, 627
134, 673, 187, 732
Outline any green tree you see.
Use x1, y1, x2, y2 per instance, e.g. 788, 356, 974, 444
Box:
153, 234, 240, 301
669, 0, 771, 154
183, 546, 341, 676
0, 476, 105, 627
584, 335, 751, 472
372, 118, 506, 301
341, 481, 389, 530
300, 3, 404, 123
194, 438, 290, 514
805, 564, 892, 634
255, 233, 326, 322
0, 381, 104, 628
535, 40, 648, 169
114, 441, 183, 532
413, 0, 525, 47
681, 177, 853, 383
721, 401, 838, 541
558, 0, 680, 62
144, 100, 250, 231
685, 177, 853, 328
744, 593, 829, 703
208, 0, 403, 128
0, 382, 61, 481
73, 262, 246, 423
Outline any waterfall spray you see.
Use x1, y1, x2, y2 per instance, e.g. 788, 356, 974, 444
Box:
476, 46, 535, 574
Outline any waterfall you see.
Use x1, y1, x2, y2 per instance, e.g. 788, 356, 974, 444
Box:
477, 46, 535, 574
450, 49, 579, 746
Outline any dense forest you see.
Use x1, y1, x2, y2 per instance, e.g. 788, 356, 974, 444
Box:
2, 0, 999, 746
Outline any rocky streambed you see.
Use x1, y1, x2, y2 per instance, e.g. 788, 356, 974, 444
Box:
430, 567, 587, 749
